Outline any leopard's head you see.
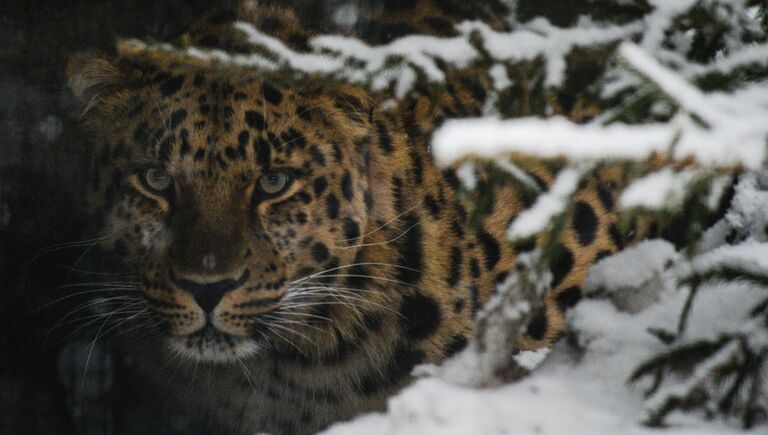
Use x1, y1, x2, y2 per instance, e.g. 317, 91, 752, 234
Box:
68, 53, 377, 362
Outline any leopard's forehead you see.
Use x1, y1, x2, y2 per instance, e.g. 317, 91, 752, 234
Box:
111, 65, 348, 179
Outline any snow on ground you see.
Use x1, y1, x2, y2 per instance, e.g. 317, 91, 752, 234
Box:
323, 312, 752, 435
583, 239, 677, 313
325, 239, 765, 435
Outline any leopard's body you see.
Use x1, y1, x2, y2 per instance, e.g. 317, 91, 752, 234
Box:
66, 1, 736, 433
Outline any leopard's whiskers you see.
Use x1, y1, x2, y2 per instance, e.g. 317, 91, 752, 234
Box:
24, 236, 108, 278
333, 202, 421, 245
288, 261, 419, 286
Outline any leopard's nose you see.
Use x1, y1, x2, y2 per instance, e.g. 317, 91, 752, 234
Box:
171, 270, 250, 313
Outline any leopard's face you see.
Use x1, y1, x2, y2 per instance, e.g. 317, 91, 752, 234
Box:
73, 58, 373, 362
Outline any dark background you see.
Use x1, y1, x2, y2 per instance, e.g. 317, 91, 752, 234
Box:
0, 1, 212, 433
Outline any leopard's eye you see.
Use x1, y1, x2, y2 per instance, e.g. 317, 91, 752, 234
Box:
144, 167, 172, 192
257, 171, 290, 196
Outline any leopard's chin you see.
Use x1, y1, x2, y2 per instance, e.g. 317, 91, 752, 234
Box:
166, 327, 262, 363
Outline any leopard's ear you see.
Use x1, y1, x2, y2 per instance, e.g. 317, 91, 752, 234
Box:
67, 52, 132, 116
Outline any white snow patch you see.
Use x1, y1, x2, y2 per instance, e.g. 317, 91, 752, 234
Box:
495, 159, 543, 191
640, 0, 697, 53
507, 166, 585, 239
513, 348, 550, 371
324, 312, 749, 435
618, 43, 768, 168
584, 239, 678, 313
460, 18, 641, 86
488, 64, 512, 90
311, 32, 477, 83
677, 280, 766, 341
432, 116, 674, 167
324, 376, 659, 435
235, 22, 344, 74
689, 241, 768, 278
619, 168, 698, 210
723, 174, 768, 236
686, 43, 768, 77
454, 162, 477, 190
585, 239, 679, 294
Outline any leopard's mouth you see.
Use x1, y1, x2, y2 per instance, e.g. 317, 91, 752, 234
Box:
166, 325, 262, 362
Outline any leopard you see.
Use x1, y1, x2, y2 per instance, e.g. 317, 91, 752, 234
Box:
65, 1, 736, 433
69, 51, 519, 434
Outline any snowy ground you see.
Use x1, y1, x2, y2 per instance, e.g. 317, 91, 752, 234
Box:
324, 348, 747, 435
324, 243, 765, 435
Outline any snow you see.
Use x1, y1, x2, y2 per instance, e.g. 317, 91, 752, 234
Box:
686, 43, 768, 77
432, 116, 674, 167
722, 173, 768, 239
640, 0, 696, 53
678, 280, 765, 340
618, 43, 724, 127
324, 300, 749, 435
507, 166, 586, 239
122, 5, 643, 100
488, 64, 511, 91
325, 376, 659, 435
698, 172, 768, 251
454, 162, 477, 190
235, 22, 344, 74
704, 176, 731, 210
584, 239, 678, 296
234, 21, 479, 98
326, 233, 766, 434
689, 242, 768, 278
459, 18, 641, 86
513, 348, 550, 370
233, 13, 638, 92
432, 41, 768, 169
619, 168, 698, 210
494, 159, 544, 191
311, 33, 477, 83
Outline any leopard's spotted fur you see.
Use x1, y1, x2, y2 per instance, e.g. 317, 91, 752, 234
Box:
66, 1, 736, 433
